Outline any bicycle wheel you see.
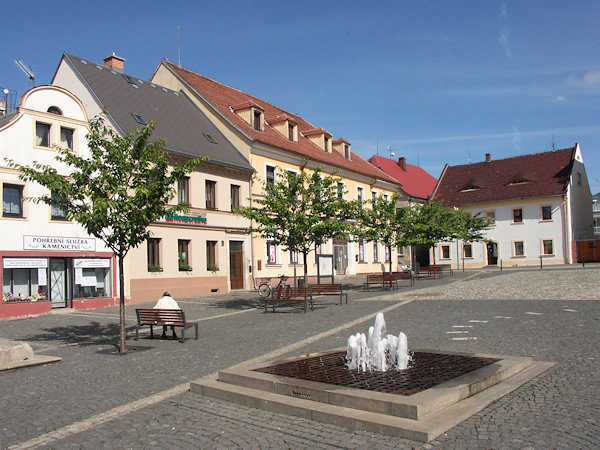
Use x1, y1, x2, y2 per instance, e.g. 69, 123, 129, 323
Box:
258, 283, 272, 299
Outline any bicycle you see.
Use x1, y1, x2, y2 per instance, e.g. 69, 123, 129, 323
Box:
258, 274, 289, 299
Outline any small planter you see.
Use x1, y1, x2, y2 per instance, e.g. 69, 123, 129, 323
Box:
147, 264, 163, 273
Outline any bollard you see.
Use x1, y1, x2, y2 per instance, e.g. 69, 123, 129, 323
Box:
500, 259, 503, 271
540, 256, 543, 270
582, 256, 586, 268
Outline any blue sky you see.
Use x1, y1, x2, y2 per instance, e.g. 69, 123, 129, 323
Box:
3, 1, 599, 192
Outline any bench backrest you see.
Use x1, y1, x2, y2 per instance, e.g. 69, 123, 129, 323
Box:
273, 286, 310, 299
308, 283, 342, 293
392, 271, 412, 280
136, 308, 185, 325
367, 273, 394, 281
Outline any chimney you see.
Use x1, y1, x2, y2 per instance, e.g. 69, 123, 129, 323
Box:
103, 53, 125, 72
485, 153, 491, 162
398, 156, 407, 171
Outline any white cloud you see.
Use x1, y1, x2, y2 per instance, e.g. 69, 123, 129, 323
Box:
555, 95, 566, 102
567, 71, 600, 87
512, 127, 521, 151
498, 3, 512, 59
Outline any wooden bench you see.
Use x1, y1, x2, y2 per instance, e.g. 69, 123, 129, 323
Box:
363, 273, 398, 291
391, 271, 415, 287
416, 265, 442, 278
307, 283, 348, 305
433, 264, 453, 277
265, 286, 313, 313
134, 308, 198, 343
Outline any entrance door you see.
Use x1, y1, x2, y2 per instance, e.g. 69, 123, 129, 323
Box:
486, 242, 498, 266
333, 245, 348, 275
49, 258, 67, 308
229, 241, 244, 290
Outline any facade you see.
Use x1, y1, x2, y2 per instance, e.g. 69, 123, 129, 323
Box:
432, 146, 593, 269
150, 61, 404, 282
1, 85, 117, 318
52, 54, 254, 302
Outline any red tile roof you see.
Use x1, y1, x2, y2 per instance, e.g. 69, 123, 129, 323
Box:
432, 146, 576, 207
368, 155, 438, 199
162, 61, 401, 186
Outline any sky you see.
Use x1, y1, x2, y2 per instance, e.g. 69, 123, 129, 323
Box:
2, 1, 599, 193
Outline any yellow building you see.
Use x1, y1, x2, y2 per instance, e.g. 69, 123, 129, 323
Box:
151, 61, 403, 283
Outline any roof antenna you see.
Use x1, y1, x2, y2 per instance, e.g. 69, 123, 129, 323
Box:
177, 26, 181, 67
387, 145, 395, 158
14, 60, 35, 87
417, 151, 420, 167
552, 134, 555, 150
468, 149, 471, 164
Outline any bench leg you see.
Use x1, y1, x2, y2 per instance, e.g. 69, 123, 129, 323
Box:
135, 324, 139, 340
180, 327, 185, 343
149, 325, 154, 339
194, 323, 199, 340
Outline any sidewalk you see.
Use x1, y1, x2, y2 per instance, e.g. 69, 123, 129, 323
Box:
1, 267, 598, 448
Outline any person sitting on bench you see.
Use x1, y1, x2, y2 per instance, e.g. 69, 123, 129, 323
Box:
153, 291, 180, 339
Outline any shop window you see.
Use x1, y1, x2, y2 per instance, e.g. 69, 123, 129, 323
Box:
230, 184, 240, 210
50, 191, 68, 221
178, 239, 191, 271
60, 127, 75, 150
147, 238, 161, 271
2, 183, 24, 218
2, 266, 47, 302
36, 122, 51, 147
178, 177, 189, 204
206, 240, 217, 270
205, 180, 216, 209
73, 259, 112, 298
441, 245, 451, 259
513, 241, 524, 257
541, 206, 552, 221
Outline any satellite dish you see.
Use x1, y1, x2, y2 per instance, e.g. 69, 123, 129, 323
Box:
14, 60, 35, 87
390, 152, 395, 157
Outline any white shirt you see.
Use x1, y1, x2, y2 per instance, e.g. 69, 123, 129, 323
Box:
153, 296, 180, 310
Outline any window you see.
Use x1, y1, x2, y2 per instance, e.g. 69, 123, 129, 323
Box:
371, 191, 377, 200
373, 241, 379, 262
357, 187, 364, 207
541, 206, 552, 221
324, 136, 329, 151
47, 106, 62, 115
266, 240, 279, 265
485, 210, 495, 224
147, 238, 161, 270
289, 250, 302, 265
132, 113, 147, 125
74, 258, 112, 298
36, 122, 51, 147
205, 180, 216, 209
2, 184, 24, 218
2, 266, 47, 302
512, 208, 523, 223
50, 191, 68, 221
288, 123, 295, 141
513, 241, 524, 257
463, 243, 473, 258
337, 182, 345, 199
253, 110, 262, 131
203, 133, 217, 144
398, 246, 406, 257
266, 166, 275, 186
206, 240, 217, 268
577, 172, 582, 185
178, 239, 191, 270
231, 184, 240, 210
542, 239, 554, 255
384, 245, 391, 263
177, 177, 189, 204
60, 127, 74, 150
383, 194, 389, 201
358, 241, 365, 262
441, 245, 450, 259
344, 144, 350, 159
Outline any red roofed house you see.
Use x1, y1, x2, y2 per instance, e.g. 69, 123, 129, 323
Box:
151, 61, 404, 281
431, 145, 593, 268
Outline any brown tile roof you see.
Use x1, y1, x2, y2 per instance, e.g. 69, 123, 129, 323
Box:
432, 146, 576, 207
162, 61, 401, 186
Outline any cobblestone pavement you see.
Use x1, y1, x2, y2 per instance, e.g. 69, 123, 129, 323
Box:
0, 266, 599, 449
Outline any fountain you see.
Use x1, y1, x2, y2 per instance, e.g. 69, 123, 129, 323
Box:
190, 312, 554, 442
346, 312, 411, 372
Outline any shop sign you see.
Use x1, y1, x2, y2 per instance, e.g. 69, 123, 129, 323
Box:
74, 258, 111, 268
24, 235, 96, 251
165, 211, 207, 225
3, 258, 48, 269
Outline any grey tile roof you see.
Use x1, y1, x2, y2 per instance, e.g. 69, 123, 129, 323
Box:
61, 54, 252, 173
0, 112, 18, 129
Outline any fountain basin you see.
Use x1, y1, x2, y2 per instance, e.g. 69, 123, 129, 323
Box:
190, 349, 554, 442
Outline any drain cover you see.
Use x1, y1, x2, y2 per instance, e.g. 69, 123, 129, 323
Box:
254, 351, 499, 395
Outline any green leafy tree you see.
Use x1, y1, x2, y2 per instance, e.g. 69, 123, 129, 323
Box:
7, 114, 203, 353
355, 193, 403, 272
236, 167, 353, 285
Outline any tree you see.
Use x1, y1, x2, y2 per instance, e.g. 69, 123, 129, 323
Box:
7, 114, 203, 353
236, 167, 353, 285
355, 193, 403, 272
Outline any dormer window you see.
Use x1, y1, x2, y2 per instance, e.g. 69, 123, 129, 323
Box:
332, 138, 351, 159
231, 101, 264, 132
266, 114, 297, 142
324, 136, 330, 152
303, 127, 332, 152
460, 184, 480, 192
253, 110, 262, 131
288, 123, 295, 141
344, 144, 350, 159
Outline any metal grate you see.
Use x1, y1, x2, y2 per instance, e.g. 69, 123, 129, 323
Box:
254, 351, 500, 396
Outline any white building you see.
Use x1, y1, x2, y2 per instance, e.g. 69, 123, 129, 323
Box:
431, 145, 593, 268
1, 85, 116, 318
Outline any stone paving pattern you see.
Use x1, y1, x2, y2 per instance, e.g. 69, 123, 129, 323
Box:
0, 266, 599, 448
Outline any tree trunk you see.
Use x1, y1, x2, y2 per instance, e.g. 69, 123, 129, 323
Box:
118, 254, 126, 353
303, 249, 308, 286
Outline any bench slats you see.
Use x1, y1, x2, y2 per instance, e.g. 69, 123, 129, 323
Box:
135, 308, 198, 343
